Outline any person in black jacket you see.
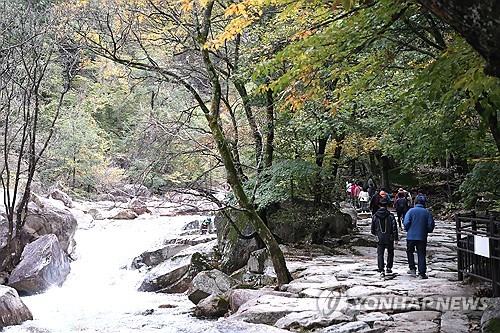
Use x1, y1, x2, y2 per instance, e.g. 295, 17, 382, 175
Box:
371, 198, 399, 278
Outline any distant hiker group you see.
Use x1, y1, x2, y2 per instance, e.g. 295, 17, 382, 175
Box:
350, 179, 436, 280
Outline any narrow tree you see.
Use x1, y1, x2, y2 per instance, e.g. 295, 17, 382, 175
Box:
0, 1, 77, 271
70, 0, 291, 284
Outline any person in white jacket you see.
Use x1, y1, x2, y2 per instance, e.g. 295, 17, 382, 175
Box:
359, 187, 370, 213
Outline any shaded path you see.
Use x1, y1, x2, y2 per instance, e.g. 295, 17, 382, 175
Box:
231, 213, 486, 332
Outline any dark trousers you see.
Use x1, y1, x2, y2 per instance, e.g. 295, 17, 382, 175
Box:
377, 242, 394, 272
406, 239, 427, 275
396, 211, 406, 228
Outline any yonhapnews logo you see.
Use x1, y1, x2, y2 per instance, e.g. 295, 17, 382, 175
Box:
316, 290, 489, 315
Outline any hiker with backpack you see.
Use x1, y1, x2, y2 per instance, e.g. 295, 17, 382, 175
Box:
371, 198, 399, 278
394, 191, 409, 229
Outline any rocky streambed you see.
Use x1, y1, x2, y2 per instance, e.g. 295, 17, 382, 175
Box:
1, 193, 496, 332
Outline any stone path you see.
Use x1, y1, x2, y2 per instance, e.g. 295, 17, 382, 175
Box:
227, 213, 486, 332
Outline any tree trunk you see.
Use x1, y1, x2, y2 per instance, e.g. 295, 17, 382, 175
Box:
264, 87, 274, 168
380, 154, 391, 191
199, 1, 291, 285
314, 136, 329, 206
206, 114, 291, 284
331, 134, 344, 178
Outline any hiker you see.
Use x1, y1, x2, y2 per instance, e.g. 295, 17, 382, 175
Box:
397, 187, 412, 207
370, 190, 382, 214
394, 191, 409, 229
413, 189, 427, 207
404, 196, 435, 279
366, 176, 376, 198
200, 217, 212, 234
351, 182, 361, 208
359, 187, 370, 213
371, 198, 399, 278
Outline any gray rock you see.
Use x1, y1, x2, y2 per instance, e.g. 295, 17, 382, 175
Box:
48, 189, 73, 208
187, 269, 238, 304
390, 310, 441, 322
88, 208, 104, 220
23, 194, 78, 253
440, 311, 469, 333
227, 288, 294, 312
373, 319, 439, 332
138, 252, 212, 293
248, 248, 273, 274
127, 197, 150, 215
110, 209, 138, 220
229, 294, 317, 325
131, 244, 190, 270
355, 312, 391, 323
319, 320, 371, 333
275, 310, 349, 330
193, 294, 229, 318
8, 234, 71, 295
0, 285, 33, 329
216, 320, 290, 333
215, 210, 262, 274
481, 297, 500, 333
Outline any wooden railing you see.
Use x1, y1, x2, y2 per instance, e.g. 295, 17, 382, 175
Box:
456, 211, 500, 296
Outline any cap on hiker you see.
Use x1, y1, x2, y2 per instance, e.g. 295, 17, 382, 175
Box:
415, 196, 425, 205
380, 198, 389, 206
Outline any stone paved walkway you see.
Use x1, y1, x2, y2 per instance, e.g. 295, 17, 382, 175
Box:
228, 213, 486, 332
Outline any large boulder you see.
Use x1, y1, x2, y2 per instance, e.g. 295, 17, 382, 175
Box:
110, 209, 138, 220
227, 288, 294, 313
8, 234, 71, 295
131, 243, 190, 270
266, 201, 356, 245
23, 194, 78, 254
138, 252, 212, 293
229, 294, 317, 325
187, 269, 238, 304
215, 210, 263, 275
127, 197, 151, 215
481, 298, 500, 333
48, 189, 73, 208
193, 294, 229, 318
0, 285, 33, 329
248, 248, 273, 274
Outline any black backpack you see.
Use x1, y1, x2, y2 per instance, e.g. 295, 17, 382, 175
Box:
395, 198, 408, 213
374, 215, 394, 244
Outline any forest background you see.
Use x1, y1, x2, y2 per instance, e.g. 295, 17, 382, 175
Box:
1, 0, 499, 277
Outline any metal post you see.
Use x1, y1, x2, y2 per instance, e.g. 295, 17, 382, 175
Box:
490, 215, 500, 296
456, 212, 464, 281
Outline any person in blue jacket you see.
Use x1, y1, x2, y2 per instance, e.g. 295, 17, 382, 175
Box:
404, 196, 435, 279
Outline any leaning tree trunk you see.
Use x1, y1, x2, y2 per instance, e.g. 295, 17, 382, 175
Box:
198, 1, 291, 285
205, 113, 292, 284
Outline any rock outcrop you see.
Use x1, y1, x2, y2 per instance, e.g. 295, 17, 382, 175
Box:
8, 234, 71, 295
138, 252, 212, 293
481, 298, 500, 333
187, 269, 238, 304
24, 194, 78, 254
0, 285, 33, 329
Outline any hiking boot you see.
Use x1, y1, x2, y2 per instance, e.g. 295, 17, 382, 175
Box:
380, 272, 385, 278
386, 268, 392, 274
418, 274, 428, 279
407, 269, 416, 277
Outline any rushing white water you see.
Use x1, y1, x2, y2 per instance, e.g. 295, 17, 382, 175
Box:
4, 215, 224, 333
